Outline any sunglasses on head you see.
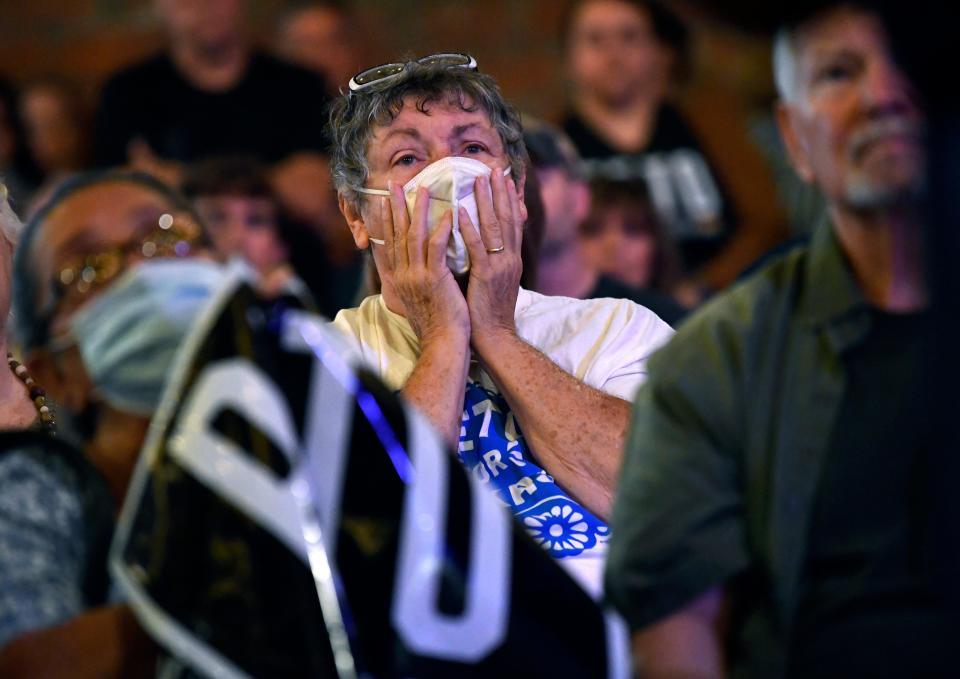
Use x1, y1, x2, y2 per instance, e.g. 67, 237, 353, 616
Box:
348, 53, 478, 94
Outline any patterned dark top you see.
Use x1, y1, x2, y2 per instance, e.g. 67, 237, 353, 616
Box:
0, 430, 113, 648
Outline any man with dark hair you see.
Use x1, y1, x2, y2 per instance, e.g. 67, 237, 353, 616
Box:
606, 4, 953, 676
327, 55, 673, 597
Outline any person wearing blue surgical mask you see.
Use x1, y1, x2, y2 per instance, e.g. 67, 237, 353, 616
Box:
1, 170, 225, 677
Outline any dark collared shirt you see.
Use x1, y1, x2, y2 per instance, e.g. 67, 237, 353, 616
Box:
789, 306, 952, 677
605, 222, 883, 677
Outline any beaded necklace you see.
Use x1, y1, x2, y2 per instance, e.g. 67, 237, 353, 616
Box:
7, 353, 56, 435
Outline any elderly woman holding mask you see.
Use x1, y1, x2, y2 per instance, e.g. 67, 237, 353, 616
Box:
0, 170, 224, 677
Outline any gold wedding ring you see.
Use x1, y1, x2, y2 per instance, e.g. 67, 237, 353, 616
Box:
485, 245, 505, 253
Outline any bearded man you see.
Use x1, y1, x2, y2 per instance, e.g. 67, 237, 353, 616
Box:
605, 3, 953, 677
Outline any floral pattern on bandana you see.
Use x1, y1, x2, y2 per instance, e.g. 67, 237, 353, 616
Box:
458, 381, 609, 559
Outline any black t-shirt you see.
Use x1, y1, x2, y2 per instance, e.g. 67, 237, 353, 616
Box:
562, 104, 737, 272
94, 51, 331, 166
587, 275, 686, 328
790, 310, 953, 677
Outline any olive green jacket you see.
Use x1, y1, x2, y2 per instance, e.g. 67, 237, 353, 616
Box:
606, 221, 872, 677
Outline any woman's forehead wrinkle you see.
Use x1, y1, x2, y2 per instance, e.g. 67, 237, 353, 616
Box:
369, 120, 420, 154
451, 122, 488, 139
366, 98, 501, 167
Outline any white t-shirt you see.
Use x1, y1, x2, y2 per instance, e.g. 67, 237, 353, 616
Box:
331, 288, 674, 597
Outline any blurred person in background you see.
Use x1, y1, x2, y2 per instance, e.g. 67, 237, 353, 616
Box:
560, 0, 787, 302
0, 181, 123, 677
0, 79, 40, 207
0, 170, 225, 677
519, 165, 544, 291
524, 120, 686, 325
580, 179, 683, 295
280, 212, 364, 318
605, 4, 953, 676
272, 0, 369, 306
19, 78, 90, 190
182, 155, 292, 292
94, 0, 336, 230
182, 155, 362, 318
275, 0, 363, 96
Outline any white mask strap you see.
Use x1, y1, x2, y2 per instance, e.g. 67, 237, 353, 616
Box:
359, 165, 512, 246
452, 172, 460, 232
356, 186, 391, 196
357, 187, 389, 245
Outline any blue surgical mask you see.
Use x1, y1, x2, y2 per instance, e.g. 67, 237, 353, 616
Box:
57, 258, 226, 416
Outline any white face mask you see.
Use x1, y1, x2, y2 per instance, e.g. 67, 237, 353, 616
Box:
358, 156, 510, 274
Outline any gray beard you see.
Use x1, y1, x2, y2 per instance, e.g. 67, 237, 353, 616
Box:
844, 173, 925, 212
844, 117, 926, 210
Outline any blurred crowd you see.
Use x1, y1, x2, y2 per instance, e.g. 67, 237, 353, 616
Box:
1, 0, 954, 677
0, 0, 807, 321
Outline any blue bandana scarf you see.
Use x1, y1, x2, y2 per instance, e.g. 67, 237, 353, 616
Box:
458, 381, 609, 558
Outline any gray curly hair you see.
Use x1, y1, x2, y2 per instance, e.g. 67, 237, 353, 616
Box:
328, 58, 528, 211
